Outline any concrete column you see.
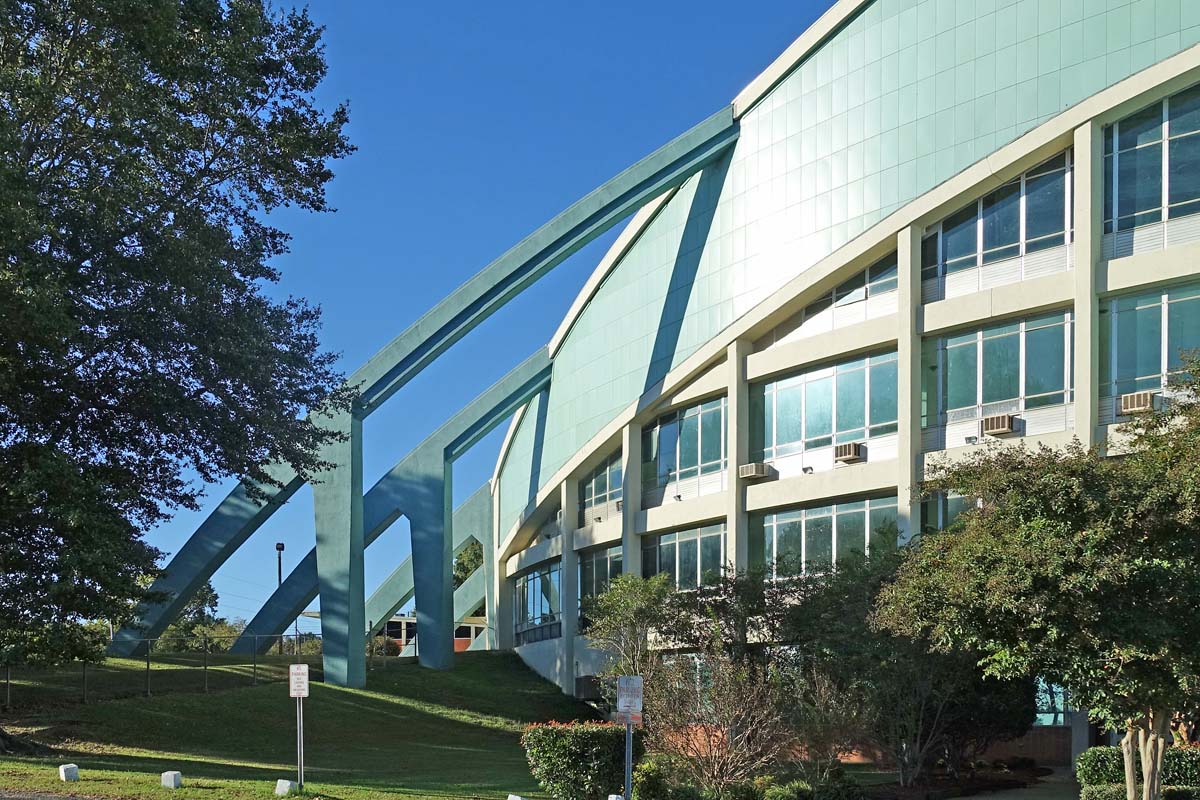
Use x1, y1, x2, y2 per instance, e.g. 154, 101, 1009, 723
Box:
1073, 121, 1103, 449
558, 479, 579, 695
490, 483, 513, 650
312, 410, 366, 688
408, 454, 454, 670
725, 341, 751, 572
895, 225, 925, 542
478, 483, 496, 650
620, 422, 643, 577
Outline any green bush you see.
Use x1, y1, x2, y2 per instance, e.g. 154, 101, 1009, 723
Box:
1077, 747, 1200, 787
812, 775, 864, 800
724, 781, 765, 800
763, 780, 814, 800
634, 754, 676, 800
522, 722, 644, 800
1081, 786, 1200, 800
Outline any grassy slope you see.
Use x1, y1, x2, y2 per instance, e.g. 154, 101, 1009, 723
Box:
0, 651, 593, 799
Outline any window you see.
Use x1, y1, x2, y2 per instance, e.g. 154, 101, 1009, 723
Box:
641, 523, 725, 590
513, 562, 561, 645
1099, 282, 1200, 396
800, 252, 898, 320
1104, 83, 1200, 232
752, 352, 898, 461
580, 450, 623, 523
755, 496, 898, 578
923, 312, 1073, 422
641, 397, 727, 492
579, 544, 622, 604
924, 152, 1072, 279
920, 493, 974, 533
1035, 679, 1074, 727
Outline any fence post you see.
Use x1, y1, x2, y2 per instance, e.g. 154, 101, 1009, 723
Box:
203, 636, 209, 693
82, 662, 88, 705
4, 664, 10, 709
145, 641, 151, 697
252, 636, 258, 686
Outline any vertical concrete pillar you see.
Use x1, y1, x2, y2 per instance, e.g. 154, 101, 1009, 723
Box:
490, 483, 513, 650
620, 423, 643, 577
312, 410, 366, 688
895, 225, 925, 543
479, 483, 496, 650
558, 478, 579, 694
725, 342, 751, 572
409, 454, 454, 670
1073, 121, 1103, 449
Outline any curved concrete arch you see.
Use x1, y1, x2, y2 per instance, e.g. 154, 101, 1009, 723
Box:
113, 107, 739, 685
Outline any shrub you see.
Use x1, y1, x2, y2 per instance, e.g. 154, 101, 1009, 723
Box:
634, 754, 676, 800
763, 780, 814, 800
1077, 747, 1200, 787
724, 780, 765, 800
1081, 786, 1200, 800
522, 722, 644, 800
812, 775, 865, 800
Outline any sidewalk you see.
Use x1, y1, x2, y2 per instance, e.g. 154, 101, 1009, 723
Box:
984, 768, 1080, 800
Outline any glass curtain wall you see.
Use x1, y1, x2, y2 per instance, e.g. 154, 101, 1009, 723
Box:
1099, 282, 1200, 396
580, 450, 623, 524
641, 523, 725, 590
751, 352, 898, 460
641, 397, 727, 492
754, 496, 898, 578
513, 562, 562, 645
1104, 83, 1200, 232
921, 311, 1074, 424
922, 152, 1073, 279
579, 544, 623, 604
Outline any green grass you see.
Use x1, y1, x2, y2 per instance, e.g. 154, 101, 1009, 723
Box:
0, 651, 595, 799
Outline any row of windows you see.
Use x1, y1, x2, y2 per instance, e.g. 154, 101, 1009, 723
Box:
800, 252, 898, 319
1099, 283, 1200, 397
923, 153, 1073, 279
641, 397, 727, 491
579, 544, 622, 602
751, 351, 898, 460
581, 450, 622, 513
754, 496, 898, 579
921, 312, 1074, 424
1104, 84, 1200, 232
513, 563, 561, 643
641, 523, 726, 590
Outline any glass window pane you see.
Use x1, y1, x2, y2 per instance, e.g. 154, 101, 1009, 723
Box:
594, 465, 607, 497
870, 359, 898, 426
658, 421, 678, 484
1170, 86, 1200, 136
805, 514, 833, 570
1026, 324, 1066, 397
700, 406, 723, 465
805, 377, 833, 443
835, 271, 867, 306
1116, 304, 1163, 383
1117, 143, 1163, 223
836, 367, 866, 434
678, 537, 698, 590
942, 204, 978, 268
945, 341, 978, 409
700, 534, 722, 585
1169, 135, 1200, 208
836, 509, 866, 561
1025, 171, 1066, 242
982, 181, 1021, 258
921, 234, 940, 278
642, 546, 657, 579
609, 459, 623, 499
658, 541, 677, 586
777, 385, 802, 448
580, 559, 595, 600
750, 385, 768, 456
1118, 103, 1164, 151
982, 332, 1020, 403
1168, 297, 1200, 369
679, 413, 699, 471
869, 504, 900, 552
777, 517, 802, 577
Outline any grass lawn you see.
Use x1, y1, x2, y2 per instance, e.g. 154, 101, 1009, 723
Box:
0, 651, 594, 799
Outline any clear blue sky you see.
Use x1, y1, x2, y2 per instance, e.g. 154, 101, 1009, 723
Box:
152, 1, 832, 628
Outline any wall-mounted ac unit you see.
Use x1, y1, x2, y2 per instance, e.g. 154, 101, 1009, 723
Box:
834, 442, 863, 463
1120, 390, 1156, 415
982, 414, 1016, 436
738, 462, 774, 480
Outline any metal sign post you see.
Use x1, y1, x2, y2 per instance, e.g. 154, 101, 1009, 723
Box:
616, 675, 644, 800
289, 663, 309, 790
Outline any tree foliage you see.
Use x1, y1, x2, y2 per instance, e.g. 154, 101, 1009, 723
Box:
452, 538, 483, 589
875, 356, 1200, 800
0, 0, 353, 669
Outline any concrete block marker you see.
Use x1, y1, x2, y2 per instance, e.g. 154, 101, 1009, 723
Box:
609, 795, 625, 800
161, 770, 182, 789
275, 778, 298, 796
507, 795, 527, 800
58, 764, 79, 782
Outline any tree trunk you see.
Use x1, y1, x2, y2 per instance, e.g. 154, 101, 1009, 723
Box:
0, 725, 46, 755
1138, 710, 1172, 800
1122, 723, 1140, 800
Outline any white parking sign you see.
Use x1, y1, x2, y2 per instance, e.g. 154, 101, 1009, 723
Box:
289, 664, 309, 698
617, 675, 642, 713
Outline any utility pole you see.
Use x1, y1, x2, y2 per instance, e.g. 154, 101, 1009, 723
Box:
276, 542, 285, 656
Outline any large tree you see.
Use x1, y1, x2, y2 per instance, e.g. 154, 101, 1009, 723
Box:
875, 358, 1200, 800
0, 0, 354, 688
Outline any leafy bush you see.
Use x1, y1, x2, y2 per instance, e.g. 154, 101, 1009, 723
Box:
1081, 786, 1200, 800
634, 754, 676, 800
1077, 747, 1200, 787
724, 780, 765, 800
522, 722, 644, 800
812, 775, 865, 800
763, 780, 814, 800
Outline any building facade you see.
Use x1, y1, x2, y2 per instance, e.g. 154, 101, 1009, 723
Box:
490, 0, 1200, 760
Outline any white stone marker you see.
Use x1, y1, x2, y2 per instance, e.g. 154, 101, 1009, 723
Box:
507, 795, 527, 800
161, 770, 182, 789
275, 778, 299, 796
609, 795, 625, 800
58, 764, 79, 782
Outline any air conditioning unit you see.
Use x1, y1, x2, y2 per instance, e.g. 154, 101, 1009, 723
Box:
1120, 390, 1156, 415
738, 462, 774, 480
834, 442, 863, 463
982, 414, 1016, 436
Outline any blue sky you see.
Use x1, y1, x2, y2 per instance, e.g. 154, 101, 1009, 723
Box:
153, 1, 831, 627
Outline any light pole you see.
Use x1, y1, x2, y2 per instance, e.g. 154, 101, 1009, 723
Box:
276, 542, 285, 656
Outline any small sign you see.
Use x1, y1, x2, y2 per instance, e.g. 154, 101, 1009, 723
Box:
616, 675, 643, 713
289, 664, 309, 698
616, 710, 643, 726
